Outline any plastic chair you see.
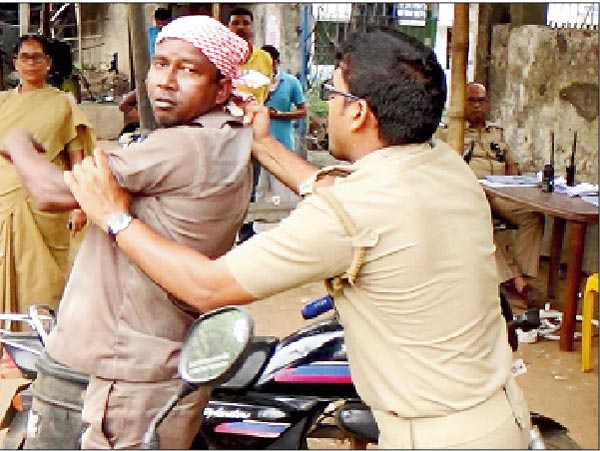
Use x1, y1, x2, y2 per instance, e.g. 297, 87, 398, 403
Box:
582, 273, 598, 372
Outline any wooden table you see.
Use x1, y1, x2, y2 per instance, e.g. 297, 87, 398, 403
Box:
481, 185, 598, 351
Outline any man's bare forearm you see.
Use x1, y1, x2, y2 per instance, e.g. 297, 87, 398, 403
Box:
3, 130, 78, 210
252, 135, 318, 194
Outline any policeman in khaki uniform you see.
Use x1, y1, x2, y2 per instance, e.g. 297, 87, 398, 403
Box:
66, 30, 531, 449
464, 122, 511, 178
438, 83, 544, 303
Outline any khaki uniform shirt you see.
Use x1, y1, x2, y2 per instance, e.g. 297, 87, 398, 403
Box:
225, 140, 512, 418
46, 111, 253, 382
435, 122, 511, 179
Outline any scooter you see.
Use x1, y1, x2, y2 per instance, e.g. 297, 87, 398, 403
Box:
1, 295, 581, 449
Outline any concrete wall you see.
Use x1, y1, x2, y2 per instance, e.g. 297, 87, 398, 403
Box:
79, 102, 124, 140
81, 4, 131, 78
253, 4, 302, 77
490, 25, 598, 183
80, 3, 167, 86
489, 25, 598, 272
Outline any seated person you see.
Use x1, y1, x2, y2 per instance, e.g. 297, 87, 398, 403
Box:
437, 82, 544, 305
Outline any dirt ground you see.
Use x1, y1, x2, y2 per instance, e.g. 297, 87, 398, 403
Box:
244, 257, 598, 449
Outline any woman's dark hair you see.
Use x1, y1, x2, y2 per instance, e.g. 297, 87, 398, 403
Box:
13, 34, 50, 57
336, 28, 447, 146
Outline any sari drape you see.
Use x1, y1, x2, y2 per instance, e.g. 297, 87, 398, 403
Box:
0, 86, 95, 315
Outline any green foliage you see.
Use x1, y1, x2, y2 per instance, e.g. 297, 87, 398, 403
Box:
307, 86, 328, 118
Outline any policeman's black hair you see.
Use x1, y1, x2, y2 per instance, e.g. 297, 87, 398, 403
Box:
13, 34, 50, 57
336, 28, 447, 146
261, 45, 280, 62
227, 7, 253, 23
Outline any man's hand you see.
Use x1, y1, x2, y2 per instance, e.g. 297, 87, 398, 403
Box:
244, 104, 280, 160
244, 104, 270, 139
68, 209, 87, 234
64, 149, 131, 233
505, 162, 520, 176
118, 90, 138, 113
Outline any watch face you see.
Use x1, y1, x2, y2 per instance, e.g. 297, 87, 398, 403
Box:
108, 212, 132, 238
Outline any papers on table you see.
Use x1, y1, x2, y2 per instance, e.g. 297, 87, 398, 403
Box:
480, 173, 599, 206
554, 182, 599, 198
580, 196, 599, 208
479, 175, 540, 188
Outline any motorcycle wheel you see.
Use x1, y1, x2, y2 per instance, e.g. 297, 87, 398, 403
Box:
542, 430, 581, 449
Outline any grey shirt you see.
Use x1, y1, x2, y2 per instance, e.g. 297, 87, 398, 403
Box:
47, 111, 252, 381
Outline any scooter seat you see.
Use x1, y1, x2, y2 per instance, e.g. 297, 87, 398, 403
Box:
0, 332, 44, 379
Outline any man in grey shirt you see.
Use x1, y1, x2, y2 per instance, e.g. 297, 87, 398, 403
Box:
0, 16, 252, 449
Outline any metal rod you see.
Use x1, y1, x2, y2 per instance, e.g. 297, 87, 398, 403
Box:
572, 131, 577, 166
51, 3, 71, 23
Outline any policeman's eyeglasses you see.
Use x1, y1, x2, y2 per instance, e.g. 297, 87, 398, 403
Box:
320, 80, 360, 102
16, 53, 47, 64
467, 97, 488, 104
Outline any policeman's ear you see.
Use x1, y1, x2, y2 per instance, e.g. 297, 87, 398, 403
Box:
349, 99, 371, 133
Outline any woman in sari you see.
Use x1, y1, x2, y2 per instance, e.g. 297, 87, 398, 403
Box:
0, 35, 95, 316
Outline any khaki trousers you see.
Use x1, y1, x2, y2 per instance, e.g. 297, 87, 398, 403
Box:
373, 376, 530, 449
490, 197, 544, 283
81, 375, 210, 449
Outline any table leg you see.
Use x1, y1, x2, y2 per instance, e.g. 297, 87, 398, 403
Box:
559, 221, 587, 352
547, 217, 566, 300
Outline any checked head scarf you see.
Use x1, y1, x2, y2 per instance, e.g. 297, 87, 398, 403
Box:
155, 15, 249, 81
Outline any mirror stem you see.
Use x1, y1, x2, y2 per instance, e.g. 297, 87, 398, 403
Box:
141, 382, 196, 449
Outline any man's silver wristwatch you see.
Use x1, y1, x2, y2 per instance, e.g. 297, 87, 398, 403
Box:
107, 212, 133, 241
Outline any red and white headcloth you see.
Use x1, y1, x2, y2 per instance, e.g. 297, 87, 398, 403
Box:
155, 15, 249, 81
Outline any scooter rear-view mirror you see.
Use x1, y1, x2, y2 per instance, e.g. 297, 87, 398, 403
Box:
179, 305, 254, 386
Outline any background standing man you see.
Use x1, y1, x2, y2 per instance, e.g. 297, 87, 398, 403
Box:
227, 6, 273, 242
226, 7, 272, 105
147, 7, 172, 59
1, 16, 252, 449
65, 29, 530, 449
255, 44, 306, 205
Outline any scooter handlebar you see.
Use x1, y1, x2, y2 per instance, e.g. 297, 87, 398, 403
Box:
301, 295, 334, 319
